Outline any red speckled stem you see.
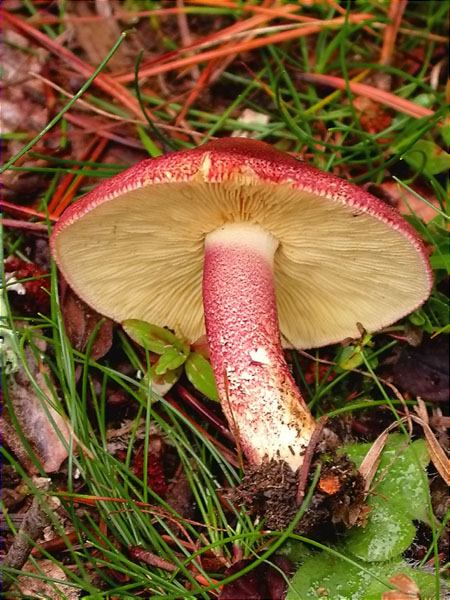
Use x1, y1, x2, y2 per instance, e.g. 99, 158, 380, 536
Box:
203, 223, 316, 470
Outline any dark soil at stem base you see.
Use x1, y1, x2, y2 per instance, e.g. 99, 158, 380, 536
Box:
228, 445, 366, 534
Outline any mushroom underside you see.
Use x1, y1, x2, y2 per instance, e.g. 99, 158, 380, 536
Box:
53, 179, 430, 349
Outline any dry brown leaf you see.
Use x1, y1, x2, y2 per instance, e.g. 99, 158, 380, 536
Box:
71, 0, 133, 70
353, 96, 393, 135
358, 430, 389, 493
361, 405, 449, 487
382, 572, 420, 599
13, 558, 80, 599
1, 29, 48, 135
60, 278, 113, 361
413, 400, 449, 486
2, 341, 72, 474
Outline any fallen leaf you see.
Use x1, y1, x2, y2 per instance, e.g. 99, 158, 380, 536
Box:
60, 278, 113, 361
164, 467, 194, 522
13, 558, 80, 599
106, 419, 164, 454
413, 400, 449, 485
266, 556, 295, 600
133, 435, 168, 497
391, 336, 449, 402
382, 572, 420, 599
2, 340, 72, 474
358, 430, 389, 493
71, 0, 134, 70
219, 557, 293, 600
1, 29, 48, 134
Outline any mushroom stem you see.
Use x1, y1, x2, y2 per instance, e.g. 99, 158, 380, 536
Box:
203, 222, 316, 470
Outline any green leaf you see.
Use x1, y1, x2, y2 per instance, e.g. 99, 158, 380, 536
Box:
345, 501, 416, 562
409, 308, 433, 332
185, 352, 219, 401
154, 346, 189, 376
412, 93, 435, 108
426, 292, 450, 326
337, 346, 378, 371
287, 437, 436, 599
286, 552, 437, 600
401, 139, 450, 176
337, 345, 364, 370
136, 125, 162, 157
364, 564, 438, 599
122, 320, 188, 355
410, 290, 450, 331
430, 252, 450, 273
440, 122, 450, 146
341, 434, 431, 562
279, 540, 315, 565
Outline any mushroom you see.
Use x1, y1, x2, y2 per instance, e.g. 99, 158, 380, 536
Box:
51, 138, 432, 472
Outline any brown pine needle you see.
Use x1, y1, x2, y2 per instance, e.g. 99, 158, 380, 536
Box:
115, 14, 374, 83
299, 73, 435, 119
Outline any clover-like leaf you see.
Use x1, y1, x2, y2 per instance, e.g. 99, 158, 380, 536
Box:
341, 434, 431, 562
185, 352, 218, 401
123, 319, 187, 355
286, 552, 437, 600
345, 501, 416, 562
154, 346, 189, 376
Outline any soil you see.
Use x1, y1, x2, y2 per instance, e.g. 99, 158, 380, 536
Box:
229, 439, 366, 535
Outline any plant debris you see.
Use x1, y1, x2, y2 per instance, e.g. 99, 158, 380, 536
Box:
219, 556, 294, 600
1, 0, 447, 597
390, 335, 449, 402
229, 443, 365, 534
59, 279, 113, 361
5, 257, 50, 315
2, 340, 72, 474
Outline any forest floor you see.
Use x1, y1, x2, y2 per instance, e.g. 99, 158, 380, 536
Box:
1, 1, 448, 599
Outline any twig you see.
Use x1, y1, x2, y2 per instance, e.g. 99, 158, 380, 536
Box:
176, 384, 234, 442
296, 416, 328, 505
380, 0, 408, 66
176, 0, 199, 80
129, 546, 177, 572
298, 72, 435, 119
2, 478, 58, 590
377, 0, 408, 90
1, 219, 49, 233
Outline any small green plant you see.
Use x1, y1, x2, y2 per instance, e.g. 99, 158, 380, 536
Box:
285, 434, 443, 599
122, 319, 218, 401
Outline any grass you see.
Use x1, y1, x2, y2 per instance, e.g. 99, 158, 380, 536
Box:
1, 0, 448, 598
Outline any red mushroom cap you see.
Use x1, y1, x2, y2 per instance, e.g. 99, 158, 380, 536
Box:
51, 138, 432, 348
